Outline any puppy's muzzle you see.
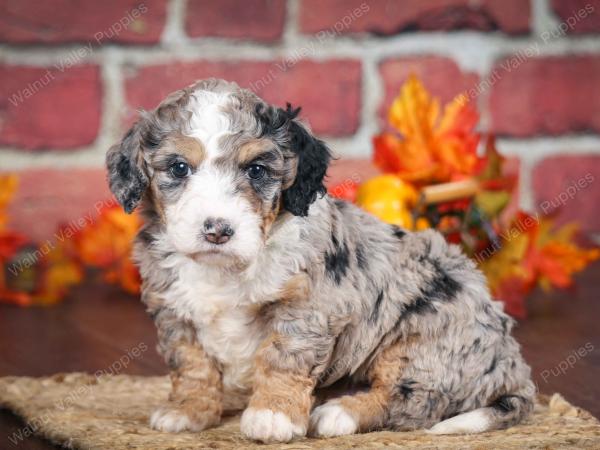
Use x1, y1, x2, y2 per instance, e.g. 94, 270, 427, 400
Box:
203, 217, 235, 245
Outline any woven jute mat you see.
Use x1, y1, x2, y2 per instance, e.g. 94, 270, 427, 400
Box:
1, 373, 599, 449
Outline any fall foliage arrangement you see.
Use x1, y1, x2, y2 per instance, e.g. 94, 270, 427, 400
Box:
331, 76, 599, 318
0, 181, 140, 307
1, 76, 598, 317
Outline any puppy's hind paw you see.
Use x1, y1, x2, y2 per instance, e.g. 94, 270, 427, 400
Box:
309, 402, 358, 437
150, 407, 215, 433
240, 407, 306, 443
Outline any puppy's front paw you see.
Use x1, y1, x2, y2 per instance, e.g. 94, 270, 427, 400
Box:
309, 402, 358, 437
150, 407, 217, 433
240, 407, 306, 443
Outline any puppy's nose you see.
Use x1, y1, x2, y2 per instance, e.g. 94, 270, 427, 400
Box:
203, 218, 235, 245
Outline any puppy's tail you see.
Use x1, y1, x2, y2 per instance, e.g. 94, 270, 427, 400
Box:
426, 392, 534, 435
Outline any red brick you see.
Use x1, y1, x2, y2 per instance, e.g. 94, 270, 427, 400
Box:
6, 169, 112, 242
299, 0, 530, 36
551, 0, 600, 34
185, 0, 285, 42
326, 159, 379, 189
124, 60, 361, 137
379, 56, 479, 119
0, 0, 166, 45
490, 56, 600, 137
0, 65, 101, 150
532, 155, 600, 234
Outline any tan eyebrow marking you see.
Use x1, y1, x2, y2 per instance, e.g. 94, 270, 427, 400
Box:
237, 140, 275, 166
171, 134, 206, 167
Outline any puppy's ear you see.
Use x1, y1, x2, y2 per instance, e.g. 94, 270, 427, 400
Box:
282, 107, 332, 217
107, 88, 191, 213
106, 121, 149, 214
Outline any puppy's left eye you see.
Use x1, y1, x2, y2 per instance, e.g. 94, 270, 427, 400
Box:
170, 161, 190, 178
247, 164, 266, 180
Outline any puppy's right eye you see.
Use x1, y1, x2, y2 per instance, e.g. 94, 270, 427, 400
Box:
247, 164, 266, 180
170, 161, 190, 178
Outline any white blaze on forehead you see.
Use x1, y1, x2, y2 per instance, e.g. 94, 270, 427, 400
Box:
165, 88, 263, 263
187, 90, 233, 158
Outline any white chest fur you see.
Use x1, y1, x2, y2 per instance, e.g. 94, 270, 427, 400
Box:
159, 255, 271, 393
197, 306, 266, 392
154, 216, 307, 393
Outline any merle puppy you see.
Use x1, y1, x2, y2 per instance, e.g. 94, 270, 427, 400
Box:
106, 78, 534, 443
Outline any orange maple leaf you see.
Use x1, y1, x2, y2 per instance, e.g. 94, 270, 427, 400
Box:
74, 203, 141, 294
75, 205, 141, 267
374, 76, 480, 184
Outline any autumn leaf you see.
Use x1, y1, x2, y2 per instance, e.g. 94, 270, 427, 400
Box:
33, 244, 84, 305
0, 231, 28, 260
388, 74, 439, 140
104, 258, 141, 295
328, 180, 360, 203
74, 203, 142, 294
0, 175, 33, 306
373, 133, 405, 174
0, 175, 18, 231
0, 175, 25, 265
479, 212, 599, 317
475, 190, 511, 218
375, 76, 480, 184
533, 220, 600, 291
473, 136, 517, 221
479, 214, 536, 316
374, 132, 438, 183
434, 94, 479, 180
75, 205, 141, 267
478, 136, 517, 192
478, 135, 504, 181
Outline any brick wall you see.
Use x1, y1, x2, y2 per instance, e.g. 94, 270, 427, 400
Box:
1, 0, 599, 240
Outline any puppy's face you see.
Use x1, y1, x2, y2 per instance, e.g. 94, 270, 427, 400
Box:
149, 133, 288, 266
106, 79, 331, 268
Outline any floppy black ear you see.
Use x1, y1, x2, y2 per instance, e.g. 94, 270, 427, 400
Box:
106, 122, 149, 214
282, 112, 333, 216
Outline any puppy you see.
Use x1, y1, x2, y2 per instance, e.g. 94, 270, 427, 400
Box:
106, 78, 534, 442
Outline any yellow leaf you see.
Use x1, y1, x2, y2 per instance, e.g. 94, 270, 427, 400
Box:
33, 244, 84, 305
479, 231, 531, 294
475, 190, 511, 218
389, 75, 439, 144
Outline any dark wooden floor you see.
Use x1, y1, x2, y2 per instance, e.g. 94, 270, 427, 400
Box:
1, 262, 599, 449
